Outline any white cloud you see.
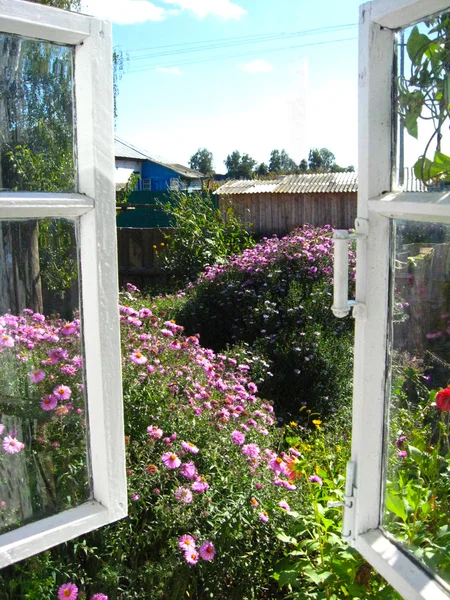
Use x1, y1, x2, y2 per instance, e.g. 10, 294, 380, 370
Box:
160, 0, 247, 20
238, 59, 273, 73
80, 0, 166, 24
156, 66, 183, 75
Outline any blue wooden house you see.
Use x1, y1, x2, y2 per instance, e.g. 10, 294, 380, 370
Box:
115, 136, 204, 193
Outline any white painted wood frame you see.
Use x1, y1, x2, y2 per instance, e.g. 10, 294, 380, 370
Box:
350, 0, 450, 598
0, 0, 126, 567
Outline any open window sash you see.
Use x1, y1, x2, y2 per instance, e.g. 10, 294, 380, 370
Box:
345, 0, 450, 598
0, 0, 126, 567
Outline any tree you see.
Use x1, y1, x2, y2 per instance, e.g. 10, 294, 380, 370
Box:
299, 159, 308, 172
189, 148, 214, 175
269, 149, 298, 174
224, 151, 257, 179
308, 147, 336, 172
257, 162, 269, 176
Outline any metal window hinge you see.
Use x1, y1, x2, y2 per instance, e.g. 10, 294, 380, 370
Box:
327, 460, 356, 546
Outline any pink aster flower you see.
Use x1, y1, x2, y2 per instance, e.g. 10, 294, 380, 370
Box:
53, 385, 72, 401
397, 450, 407, 458
161, 452, 181, 469
242, 443, 260, 458
41, 394, 57, 411
175, 486, 193, 504
30, 369, 45, 383
309, 475, 323, 486
180, 461, 198, 480
58, 583, 78, 600
231, 430, 245, 445
130, 351, 147, 365
199, 541, 216, 561
0, 334, 14, 348
181, 441, 199, 454
259, 511, 269, 523
3, 435, 25, 454
147, 425, 163, 439
60, 322, 77, 336
191, 477, 209, 493
139, 308, 152, 318
184, 549, 199, 565
269, 456, 287, 475
91, 595, 108, 600
178, 534, 196, 551
278, 500, 291, 512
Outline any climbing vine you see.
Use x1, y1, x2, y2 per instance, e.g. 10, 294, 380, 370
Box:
398, 13, 450, 184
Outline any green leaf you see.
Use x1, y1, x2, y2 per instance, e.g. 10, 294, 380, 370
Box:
276, 530, 298, 545
303, 566, 332, 584
407, 26, 431, 65
385, 491, 408, 523
404, 111, 419, 139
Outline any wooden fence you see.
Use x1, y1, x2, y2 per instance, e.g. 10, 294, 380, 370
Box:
218, 192, 357, 236
117, 227, 173, 289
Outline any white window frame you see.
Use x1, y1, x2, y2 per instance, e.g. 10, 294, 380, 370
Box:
0, 0, 126, 567
347, 0, 450, 598
142, 178, 151, 191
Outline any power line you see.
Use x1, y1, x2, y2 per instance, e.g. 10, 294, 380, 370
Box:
125, 23, 357, 62
126, 36, 357, 74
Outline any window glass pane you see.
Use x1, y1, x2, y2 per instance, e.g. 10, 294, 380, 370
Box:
384, 220, 450, 588
0, 219, 89, 534
0, 34, 75, 192
396, 13, 450, 193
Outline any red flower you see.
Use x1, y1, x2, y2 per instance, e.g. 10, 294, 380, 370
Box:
436, 387, 450, 412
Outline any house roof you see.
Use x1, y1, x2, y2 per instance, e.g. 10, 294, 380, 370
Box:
114, 136, 204, 179
215, 172, 358, 195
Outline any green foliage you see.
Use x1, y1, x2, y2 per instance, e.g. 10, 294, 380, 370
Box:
158, 191, 254, 285
224, 150, 257, 179
398, 16, 450, 183
174, 226, 355, 418
273, 419, 400, 600
189, 148, 214, 175
269, 149, 298, 174
116, 172, 140, 205
384, 362, 450, 582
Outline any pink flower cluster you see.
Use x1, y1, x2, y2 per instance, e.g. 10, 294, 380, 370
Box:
178, 535, 216, 565
58, 583, 108, 600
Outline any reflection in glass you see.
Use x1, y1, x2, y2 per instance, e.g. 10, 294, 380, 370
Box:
396, 12, 450, 192
0, 219, 89, 535
384, 220, 450, 587
0, 33, 75, 192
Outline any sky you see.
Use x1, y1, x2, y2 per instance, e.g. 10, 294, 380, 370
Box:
80, 0, 364, 173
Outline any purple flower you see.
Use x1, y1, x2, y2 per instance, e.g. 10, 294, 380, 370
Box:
41, 395, 57, 411
259, 511, 269, 523
91, 595, 108, 600
191, 478, 209, 493
162, 452, 181, 469
231, 430, 245, 445
309, 475, 323, 486
180, 461, 198, 480
30, 369, 45, 383
147, 425, 163, 439
184, 549, 199, 565
242, 443, 260, 458
130, 351, 147, 365
278, 500, 291, 512
178, 534, 196, 551
175, 487, 193, 503
199, 541, 216, 561
131, 493, 139, 501
397, 450, 407, 458
181, 441, 199, 454
53, 385, 72, 401
58, 583, 78, 600
2, 435, 25, 454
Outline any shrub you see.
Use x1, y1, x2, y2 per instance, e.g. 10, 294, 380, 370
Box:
175, 225, 355, 417
158, 191, 254, 286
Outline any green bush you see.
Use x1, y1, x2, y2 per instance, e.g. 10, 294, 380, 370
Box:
175, 225, 355, 418
159, 191, 254, 286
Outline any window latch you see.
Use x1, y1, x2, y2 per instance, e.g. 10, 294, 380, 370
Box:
331, 219, 368, 319
327, 460, 356, 546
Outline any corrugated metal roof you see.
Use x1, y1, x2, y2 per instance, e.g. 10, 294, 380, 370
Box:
215, 172, 358, 195
114, 137, 204, 179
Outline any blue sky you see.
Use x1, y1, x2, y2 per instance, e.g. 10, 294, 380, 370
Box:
82, 0, 362, 172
